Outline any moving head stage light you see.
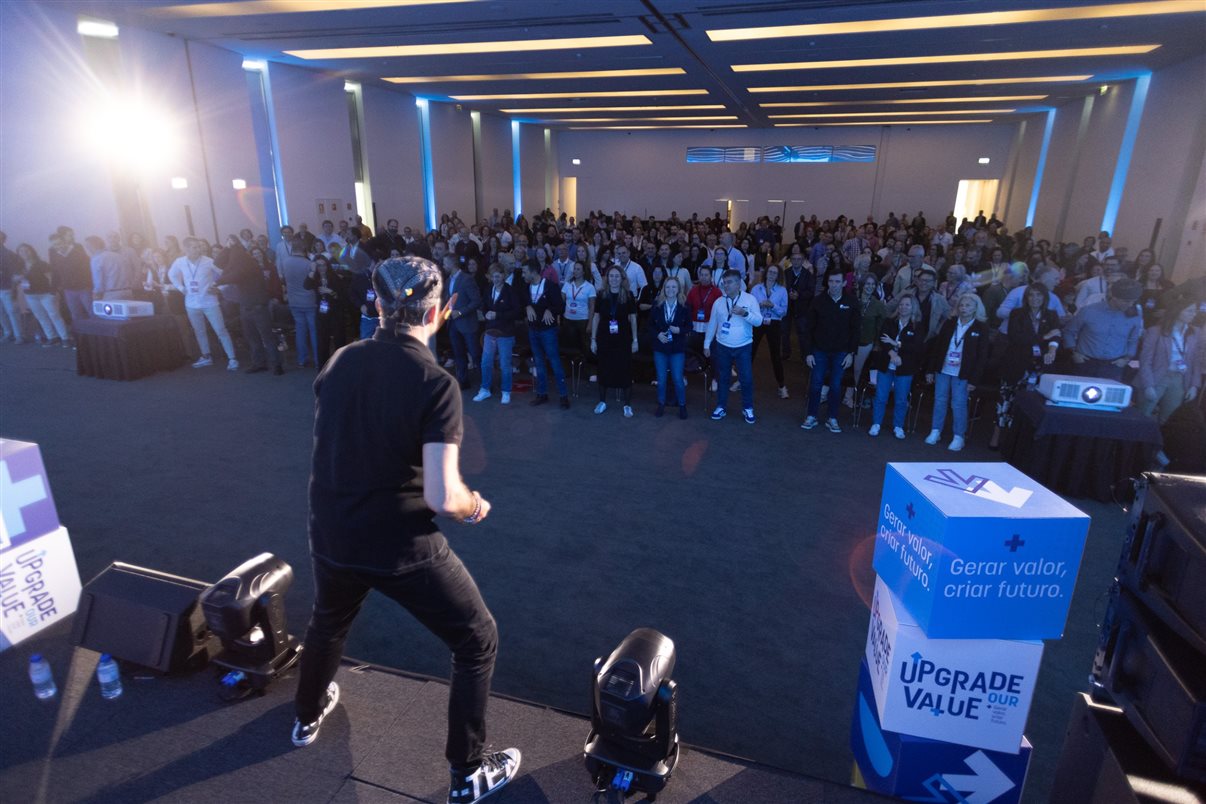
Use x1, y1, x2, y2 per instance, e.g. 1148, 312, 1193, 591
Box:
585, 628, 680, 800
200, 553, 300, 700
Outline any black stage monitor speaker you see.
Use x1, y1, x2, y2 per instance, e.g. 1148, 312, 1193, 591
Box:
1121, 472, 1206, 655
72, 562, 214, 672
1050, 692, 1205, 803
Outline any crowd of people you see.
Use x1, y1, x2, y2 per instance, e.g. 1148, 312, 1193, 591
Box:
2, 206, 1203, 460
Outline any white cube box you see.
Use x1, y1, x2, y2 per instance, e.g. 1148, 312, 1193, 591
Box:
0, 526, 82, 650
865, 575, 1043, 754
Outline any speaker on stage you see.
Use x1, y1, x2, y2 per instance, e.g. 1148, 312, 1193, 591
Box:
72, 562, 215, 673
1050, 692, 1202, 803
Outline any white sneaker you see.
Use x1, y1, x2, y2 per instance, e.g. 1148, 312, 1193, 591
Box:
820, 385, 829, 398
800, 415, 819, 430
778, 386, 789, 399
594, 402, 607, 414
623, 405, 634, 418
710, 379, 718, 392
444, 358, 455, 368
948, 435, 965, 451
894, 427, 906, 440
448, 748, 522, 804
192, 356, 213, 368
227, 358, 239, 371
472, 390, 491, 402
589, 374, 597, 383
868, 424, 881, 436
925, 429, 941, 445
500, 392, 511, 404
730, 380, 741, 392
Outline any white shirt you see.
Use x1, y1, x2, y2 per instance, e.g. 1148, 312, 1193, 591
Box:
562, 280, 595, 321
1075, 275, 1111, 311
704, 291, 763, 349
168, 255, 222, 309
618, 259, 648, 295
553, 258, 574, 284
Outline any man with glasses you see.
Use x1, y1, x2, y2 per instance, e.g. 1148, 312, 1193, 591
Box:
703, 269, 762, 424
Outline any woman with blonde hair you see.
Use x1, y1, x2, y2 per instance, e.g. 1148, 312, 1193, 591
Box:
925, 292, 990, 451
648, 276, 690, 419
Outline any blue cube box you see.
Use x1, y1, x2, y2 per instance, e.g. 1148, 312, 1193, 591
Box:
851, 658, 1032, 804
872, 462, 1090, 639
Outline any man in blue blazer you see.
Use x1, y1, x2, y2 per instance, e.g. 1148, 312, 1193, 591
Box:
446, 257, 482, 388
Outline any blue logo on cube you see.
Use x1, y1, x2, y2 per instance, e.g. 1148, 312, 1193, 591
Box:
872, 463, 1089, 639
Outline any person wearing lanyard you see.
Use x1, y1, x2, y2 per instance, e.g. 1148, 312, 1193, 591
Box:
305, 254, 350, 370
924, 293, 990, 451
1137, 299, 1202, 424
751, 263, 790, 399
347, 257, 379, 340
868, 295, 924, 439
649, 277, 690, 419
801, 271, 861, 433
169, 237, 238, 370
474, 263, 521, 404
590, 265, 639, 417
523, 263, 570, 408
703, 269, 763, 424
991, 283, 1061, 449
446, 259, 483, 390
782, 251, 815, 362
560, 260, 595, 366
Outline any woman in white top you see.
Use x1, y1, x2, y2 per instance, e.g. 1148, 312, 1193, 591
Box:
560, 260, 596, 362
751, 263, 790, 398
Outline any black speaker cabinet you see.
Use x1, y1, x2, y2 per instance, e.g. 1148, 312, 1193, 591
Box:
1099, 590, 1206, 783
72, 562, 215, 672
1120, 472, 1206, 655
1050, 693, 1205, 803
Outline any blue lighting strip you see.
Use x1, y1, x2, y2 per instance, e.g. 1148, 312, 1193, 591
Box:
511, 121, 522, 219
1025, 109, 1057, 229
415, 98, 437, 232
1101, 73, 1151, 235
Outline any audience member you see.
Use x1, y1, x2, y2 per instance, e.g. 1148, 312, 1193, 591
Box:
924, 293, 990, 451
1136, 299, 1201, 423
1064, 277, 1143, 380
704, 269, 762, 424
649, 276, 690, 419
475, 263, 520, 405
523, 262, 570, 409
801, 271, 860, 433
169, 237, 238, 370
591, 265, 639, 417
868, 295, 923, 439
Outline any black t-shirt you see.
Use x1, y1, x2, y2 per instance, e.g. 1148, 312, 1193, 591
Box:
309, 328, 463, 573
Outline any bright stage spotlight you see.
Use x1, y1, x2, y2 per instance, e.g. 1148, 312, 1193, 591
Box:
200, 553, 300, 700
585, 628, 680, 797
83, 96, 179, 174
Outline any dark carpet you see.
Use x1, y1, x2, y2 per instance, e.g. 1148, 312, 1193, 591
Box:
0, 337, 1131, 802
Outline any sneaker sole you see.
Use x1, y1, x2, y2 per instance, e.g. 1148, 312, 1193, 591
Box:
292, 682, 341, 747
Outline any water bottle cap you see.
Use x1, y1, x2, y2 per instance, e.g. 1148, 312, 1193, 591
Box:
31, 654, 43, 663
100, 653, 112, 662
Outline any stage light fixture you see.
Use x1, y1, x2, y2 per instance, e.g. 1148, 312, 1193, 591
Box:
200, 553, 301, 699
584, 628, 680, 797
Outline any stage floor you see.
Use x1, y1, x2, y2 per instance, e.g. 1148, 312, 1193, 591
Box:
0, 626, 885, 803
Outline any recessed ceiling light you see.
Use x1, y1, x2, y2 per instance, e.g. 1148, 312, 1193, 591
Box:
498, 105, 725, 113
171, 177, 189, 189
532, 115, 739, 122
287, 34, 651, 60
768, 109, 1015, 119
733, 45, 1158, 72
156, 0, 482, 17
452, 89, 708, 101
748, 75, 1092, 93
232, 178, 247, 190
760, 95, 1046, 107
571, 158, 581, 165
978, 157, 991, 164
568, 124, 747, 130
242, 59, 267, 71
384, 68, 684, 83
774, 120, 992, 126
707, 2, 1203, 41
77, 17, 119, 38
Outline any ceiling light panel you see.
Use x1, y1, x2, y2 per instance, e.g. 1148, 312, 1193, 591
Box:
707, 2, 1203, 41
568, 125, 748, 130
452, 89, 708, 100
759, 96, 1046, 107
733, 45, 1159, 73
748, 76, 1093, 93
498, 105, 726, 113
383, 68, 684, 83
287, 34, 651, 60
531, 116, 739, 122
156, 0, 483, 16
774, 120, 993, 126
769, 109, 1016, 119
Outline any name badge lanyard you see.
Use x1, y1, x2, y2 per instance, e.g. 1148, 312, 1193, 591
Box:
1171, 330, 1188, 371
664, 302, 677, 337
187, 261, 202, 293
608, 291, 622, 335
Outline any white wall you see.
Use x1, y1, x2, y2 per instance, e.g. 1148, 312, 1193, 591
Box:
0, 3, 121, 247
360, 84, 424, 232
519, 124, 546, 218
554, 123, 1015, 227
478, 113, 514, 221
427, 100, 475, 223
267, 61, 356, 232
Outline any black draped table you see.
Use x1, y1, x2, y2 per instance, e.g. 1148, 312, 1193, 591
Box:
1000, 390, 1162, 501
75, 315, 187, 380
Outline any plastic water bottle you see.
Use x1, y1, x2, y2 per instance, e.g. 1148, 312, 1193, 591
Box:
97, 654, 123, 700
29, 654, 57, 700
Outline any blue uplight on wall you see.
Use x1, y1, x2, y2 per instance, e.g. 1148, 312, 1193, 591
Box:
415, 98, 437, 233
1101, 73, 1152, 235
511, 120, 522, 219
1026, 109, 1057, 229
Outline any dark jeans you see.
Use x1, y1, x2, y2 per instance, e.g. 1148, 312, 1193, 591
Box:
752, 320, 785, 386
450, 322, 481, 384
782, 314, 807, 359
712, 341, 753, 410
528, 326, 567, 397
295, 549, 498, 772
240, 303, 281, 370
317, 309, 348, 368
62, 288, 92, 330
1077, 357, 1125, 381
808, 350, 848, 418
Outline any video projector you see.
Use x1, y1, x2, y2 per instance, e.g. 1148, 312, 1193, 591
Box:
93, 299, 154, 320
1038, 373, 1132, 412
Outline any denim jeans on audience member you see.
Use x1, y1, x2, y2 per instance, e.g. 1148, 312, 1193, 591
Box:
807, 350, 848, 418
290, 306, 318, 366
480, 333, 514, 394
240, 303, 280, 370
62, 289, 93, 330
712, 342, 753, 410
359, 315, 377, 340
931, 372, 970, 437
0, 289, 23, 341
295, 549, 496, 772
528, 327, 567, 397
872, 370, 914, 430
653, 351, 686, 405
25, 293, 70, 342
